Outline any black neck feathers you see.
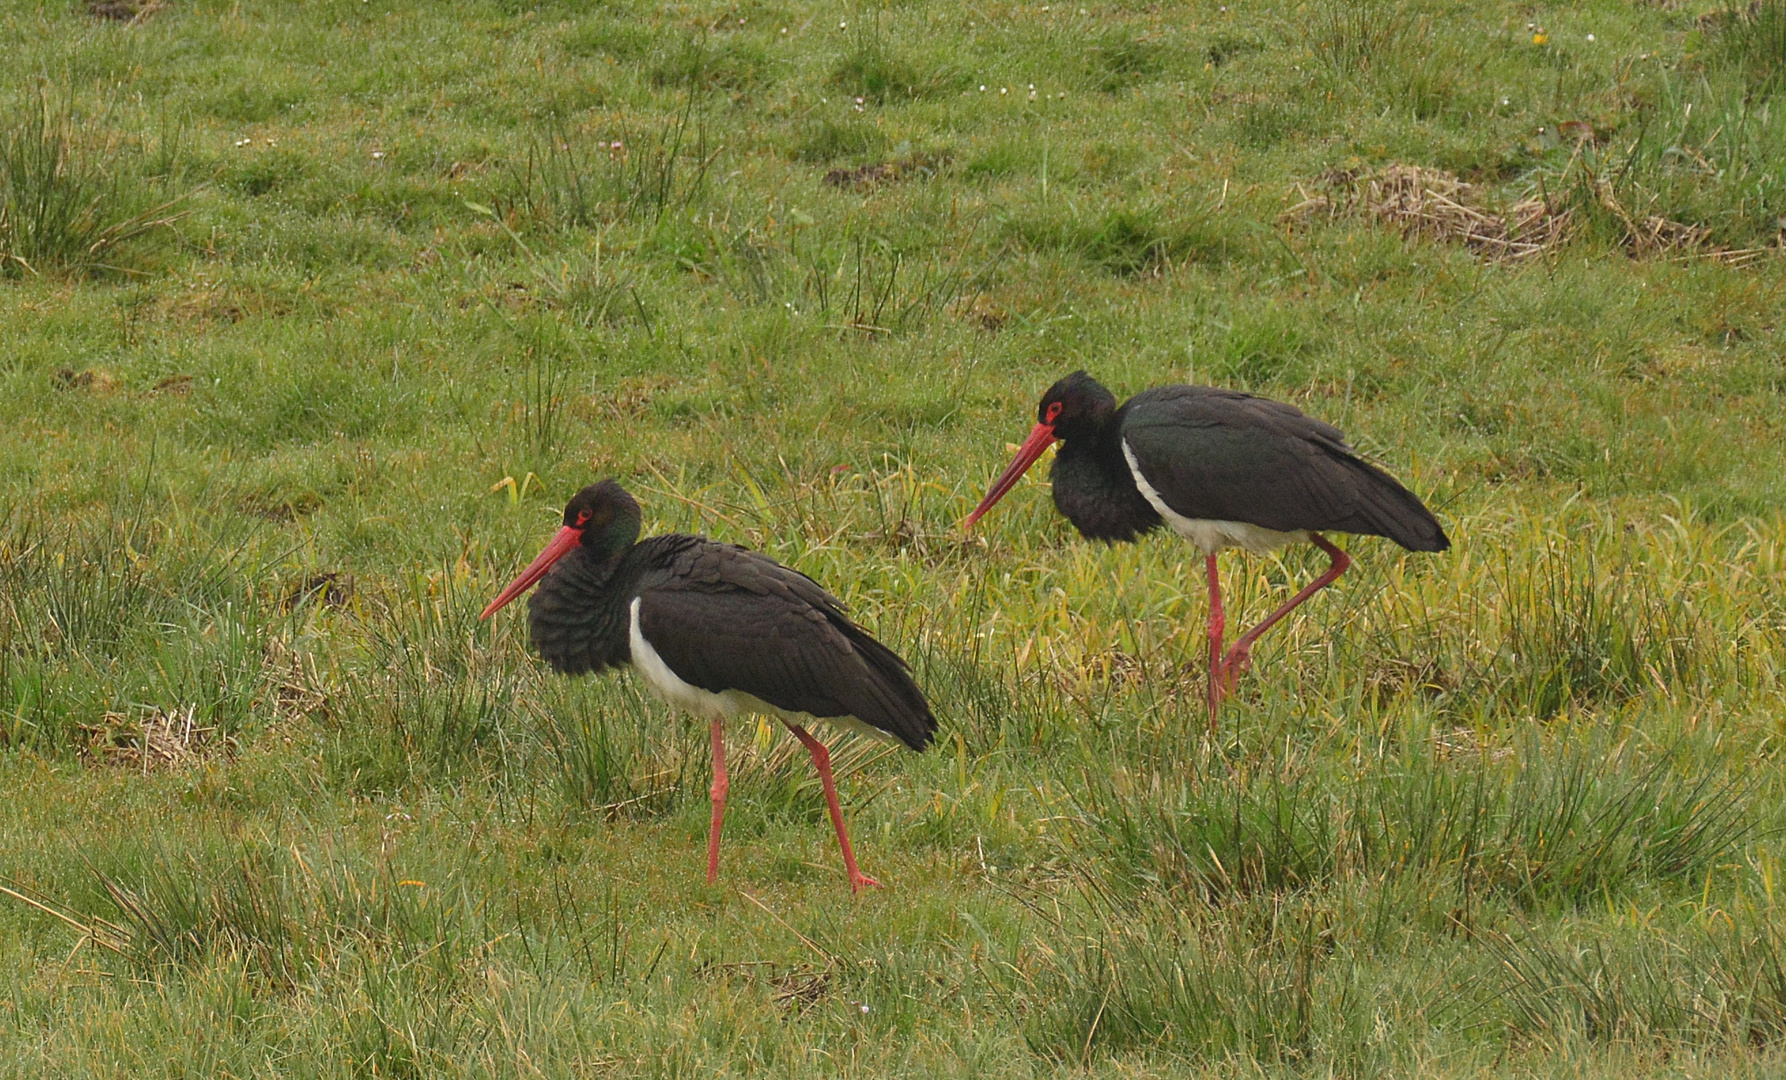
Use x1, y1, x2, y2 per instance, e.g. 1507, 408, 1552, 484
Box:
1049, 422, 1162, 544
525, 535, 697, 676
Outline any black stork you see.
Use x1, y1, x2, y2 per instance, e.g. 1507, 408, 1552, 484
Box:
964, 372, 1449, 725
481, 480, 935, 893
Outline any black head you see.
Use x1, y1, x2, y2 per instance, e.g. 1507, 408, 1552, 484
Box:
562, 479, 643, 558
964, 371, 1120, 531
481, 479, 642, 620
1037, 370, 1118, 442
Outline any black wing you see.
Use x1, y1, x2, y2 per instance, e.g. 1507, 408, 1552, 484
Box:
1120, 386, 1449, 552
635, 541, 936, 751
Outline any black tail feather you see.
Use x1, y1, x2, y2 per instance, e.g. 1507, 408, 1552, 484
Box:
1342, 458, 1450, 552
837, 622, 937, 751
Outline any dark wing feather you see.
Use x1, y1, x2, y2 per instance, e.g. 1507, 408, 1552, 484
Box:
1119, 386, 1450, 551
635, 542, 936, 751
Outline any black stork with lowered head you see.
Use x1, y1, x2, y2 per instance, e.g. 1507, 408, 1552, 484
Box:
964, 372, 1449, 725
481, 480, 935, 893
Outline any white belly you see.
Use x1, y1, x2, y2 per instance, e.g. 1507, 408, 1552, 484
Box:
625, 597, 897, 743
1122, 440, 1308, 556
628, 597, 782, 723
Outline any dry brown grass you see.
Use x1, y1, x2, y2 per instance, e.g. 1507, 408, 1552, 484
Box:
821, 153, 948, 192
51, 366, 120, 392
77, 704, 226, 771
85, 0, 165, 24
1288, 163, 1774, 266
1697, 2, 1765, 30
725, 717, 898, 793
1433, 726, 1516, 764
264, 638, 331, 724
0, 877, 131, 960
1285, 164, 1571, 262
1587, 179, 1774, 265
696, 958, 834, 1013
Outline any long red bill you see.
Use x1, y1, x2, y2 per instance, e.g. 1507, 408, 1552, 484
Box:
963, 422, 1057, 530
480, 525, 584, 619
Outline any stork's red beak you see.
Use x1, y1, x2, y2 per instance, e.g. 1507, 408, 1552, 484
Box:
480, 525, 584, 619
963, 422, 1057, 530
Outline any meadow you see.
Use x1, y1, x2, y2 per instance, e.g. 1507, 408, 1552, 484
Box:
4, 0, 1786, 1074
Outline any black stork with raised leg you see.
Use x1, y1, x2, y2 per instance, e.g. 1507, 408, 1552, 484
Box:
964, 371, 1449, 726
481, 480, 935, 893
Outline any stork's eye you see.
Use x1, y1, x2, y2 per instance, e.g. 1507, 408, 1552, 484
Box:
1044, 401, 1063, 424
574, 510, 593, 527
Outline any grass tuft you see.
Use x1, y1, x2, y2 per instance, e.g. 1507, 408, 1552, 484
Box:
1008, 202, 1236, 275
500, 102, 716, 232
1708, 0, 1786, 97
1308, 1, 1414, 79
1088, 30, 1167, 93
1487, 917, 1786, 1049
1010, 891, 1392, 1068
830, 12, 964, 103
0, 84, 191, 277
1074, 735, 1756, 910
541, 693, 696, 818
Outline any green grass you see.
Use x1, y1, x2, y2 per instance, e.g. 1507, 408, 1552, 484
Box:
0, 82, 191, 277
4, 0, 1786, 1074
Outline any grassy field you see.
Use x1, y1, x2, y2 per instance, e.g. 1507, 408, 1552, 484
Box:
5, 0, 1786, 1074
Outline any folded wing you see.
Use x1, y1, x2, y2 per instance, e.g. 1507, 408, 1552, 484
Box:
1121, 386, 1449, 552
636, 543, 937, 750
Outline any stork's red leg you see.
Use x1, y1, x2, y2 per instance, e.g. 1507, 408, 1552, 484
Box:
1219, 534, 1351, 692
1205, 553, 1225, 729
706, 718, 728, 885
784, 722, 881, 893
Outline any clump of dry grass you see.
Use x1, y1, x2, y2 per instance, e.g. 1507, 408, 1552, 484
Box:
78, 704, 226, 771
821, 152, 947, 192
50, 366, 121, 392
1588, 180, 1715, 257
1285, 164, 1571, 261
696, 958, 834, 1013
86, 0, 165, 23
1289, 163, 1772, 265
1582, 175, 1770, 265
947, 292, 1007, 332
1432, 726, 1515, 764
263, 638, 331, 724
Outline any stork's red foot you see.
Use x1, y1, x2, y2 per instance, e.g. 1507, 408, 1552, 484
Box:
1219, 644, 1253, 689
1207, 641, 1251, 725
849, 872, 883, 893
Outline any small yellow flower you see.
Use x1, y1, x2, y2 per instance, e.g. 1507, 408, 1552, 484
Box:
1533, 33, 1548, 45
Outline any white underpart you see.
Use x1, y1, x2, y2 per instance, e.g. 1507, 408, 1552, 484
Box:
627, 597, 893, 742
629, 598, 781, 722
1122, 440, 1308, 556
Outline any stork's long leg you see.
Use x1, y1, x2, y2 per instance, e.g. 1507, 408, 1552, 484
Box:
1219, 534, 1351, 692
1205, 553, 1225, 729
705, 718, 728, 885
784, 722, 881, 893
